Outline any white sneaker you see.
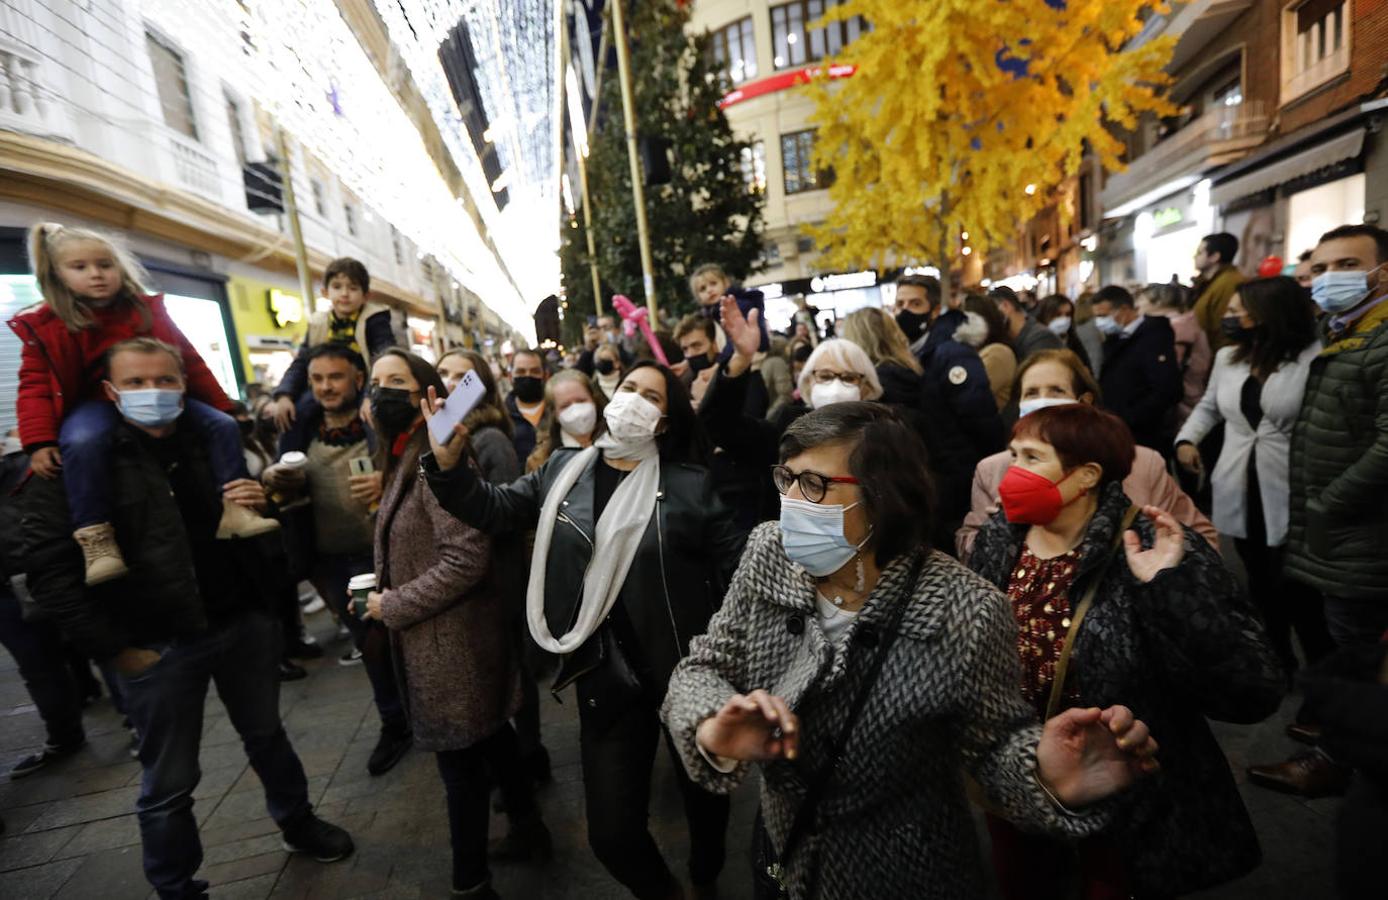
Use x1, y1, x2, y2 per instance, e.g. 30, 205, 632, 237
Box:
339, 648, 363, 667
302, 597, 326, 615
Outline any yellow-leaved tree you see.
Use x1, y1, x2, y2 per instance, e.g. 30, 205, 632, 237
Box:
808, 0, 1178, 280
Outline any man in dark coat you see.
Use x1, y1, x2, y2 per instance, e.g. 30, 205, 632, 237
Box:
1091, 285, 1182, 452
20, 338, 353, 900
504, 348, 548, 463
993, 285, 1064, 363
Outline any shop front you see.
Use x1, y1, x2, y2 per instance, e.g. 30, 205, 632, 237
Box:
226, 274, 309, 392
752, 269, 893, 334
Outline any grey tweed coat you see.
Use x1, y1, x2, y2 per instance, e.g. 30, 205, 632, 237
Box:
661, 522, 1103, 899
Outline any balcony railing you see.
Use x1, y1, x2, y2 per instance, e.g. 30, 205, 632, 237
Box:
1102, 101, 1268, 214
1284, 44, 1349, 105
168, 132, 222, 200
0, 42, 55, 135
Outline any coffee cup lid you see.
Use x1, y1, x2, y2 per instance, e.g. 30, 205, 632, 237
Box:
348, 574, 377, 591
280, 451, 307, 467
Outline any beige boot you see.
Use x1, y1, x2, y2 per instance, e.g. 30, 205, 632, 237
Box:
217, 499, 281, 539
73, 523, 129, 585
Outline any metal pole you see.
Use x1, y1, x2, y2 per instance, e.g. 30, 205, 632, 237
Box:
609, 0, 659, 322
275, 128, 316, 309
561, 5, 605, 315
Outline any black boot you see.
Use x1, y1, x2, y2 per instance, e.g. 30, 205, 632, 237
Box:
368, 725, 412, 776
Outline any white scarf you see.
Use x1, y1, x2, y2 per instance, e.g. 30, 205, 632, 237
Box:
526, 433, 660, 654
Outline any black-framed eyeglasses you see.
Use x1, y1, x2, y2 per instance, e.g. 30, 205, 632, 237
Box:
771, 465, 860, 504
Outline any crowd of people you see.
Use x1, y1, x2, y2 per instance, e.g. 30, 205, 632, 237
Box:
2, 220, 1386, 900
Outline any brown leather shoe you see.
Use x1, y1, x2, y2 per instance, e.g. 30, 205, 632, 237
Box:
1285, 722, 1322, 745
1248, 751, 1351, 798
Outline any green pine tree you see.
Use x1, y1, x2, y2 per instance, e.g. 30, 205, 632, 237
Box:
561, 0, 765, 344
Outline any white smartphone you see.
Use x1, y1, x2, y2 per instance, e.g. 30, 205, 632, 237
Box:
428, 369, 487, 445
348, 457, 374, 477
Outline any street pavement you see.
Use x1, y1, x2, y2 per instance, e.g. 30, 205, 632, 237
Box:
1, 606, 1336, 899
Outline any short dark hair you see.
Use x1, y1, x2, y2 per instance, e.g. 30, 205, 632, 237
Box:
1297, 249, 1313, 263
1201, 233, 1239, 266
1232, 276, 1318, 378
1137, 282, 1188, 312
791, 343, 814, 364
622, 360, 709, 465
1317, 224, 1388, 265
895, 274, 942, 309
779, 401, 935, 564
305, 342, 366, 373
511, 348, 546, 373
1093, 285, 1135, 309
987, 285, 1020, 312
674, 314, 715, 343
324, 257, 370, 294
1012, 403, 1134, 486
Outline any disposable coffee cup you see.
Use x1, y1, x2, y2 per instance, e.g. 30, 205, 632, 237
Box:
279, 451, 307, 470
348, 574, 376, 618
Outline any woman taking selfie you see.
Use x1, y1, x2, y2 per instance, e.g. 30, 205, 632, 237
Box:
969, 403, 1282, 899
423, 361, 746, 900
661, 402, 1162, 899
360, 349, 547, 898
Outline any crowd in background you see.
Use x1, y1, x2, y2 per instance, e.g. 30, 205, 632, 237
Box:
2, 219, 1387, 900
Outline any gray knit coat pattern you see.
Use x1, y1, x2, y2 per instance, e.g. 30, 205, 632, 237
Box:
661, 523, 1104, 899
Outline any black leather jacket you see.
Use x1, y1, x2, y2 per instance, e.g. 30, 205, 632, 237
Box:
424, 448, 746, 714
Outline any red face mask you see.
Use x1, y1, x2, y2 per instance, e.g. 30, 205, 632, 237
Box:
998, 465, 1080, 525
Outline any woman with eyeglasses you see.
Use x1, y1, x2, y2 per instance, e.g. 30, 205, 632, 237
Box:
661, 401, 1163, 899
422, 361, 747, 900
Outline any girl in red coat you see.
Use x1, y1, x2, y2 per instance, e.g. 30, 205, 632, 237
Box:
9, 223, 278, 584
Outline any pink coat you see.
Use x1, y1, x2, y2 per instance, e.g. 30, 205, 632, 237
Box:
955, 446, 1218, 561
1170, 311, 1212, 427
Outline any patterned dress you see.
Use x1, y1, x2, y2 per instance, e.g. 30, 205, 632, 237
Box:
1004, 545, 1082, 719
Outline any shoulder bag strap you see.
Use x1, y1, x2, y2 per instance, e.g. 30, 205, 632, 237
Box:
776, 552, 927, 869
1045, 504, 1140, 720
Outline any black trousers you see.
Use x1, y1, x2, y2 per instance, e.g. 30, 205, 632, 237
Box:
580, 697, 730, 899
435, 723, 538, 892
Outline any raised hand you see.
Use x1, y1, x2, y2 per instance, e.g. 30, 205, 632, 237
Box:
1037, 705, 1159, 808
1123, 505, 1186, 584
419, 385, 469, 471
696, 689, 799, 763
719, 295, 763, 361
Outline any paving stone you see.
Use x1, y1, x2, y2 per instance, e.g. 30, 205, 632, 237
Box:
0, 856, 82, 899
0, 823, 79, 872
50, 845, 148, 900
51, 814, 140, 858
24, 788, 139, 831
211, 872, 278, 899
199, 849, 287, 887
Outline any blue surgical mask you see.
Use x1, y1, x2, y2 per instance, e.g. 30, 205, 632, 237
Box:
779, 496, 871, 577
1094, 315, 1122, 336
116, 389, 184, 427
1311, 267, 1381, 314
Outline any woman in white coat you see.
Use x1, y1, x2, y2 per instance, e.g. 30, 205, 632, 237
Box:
1175, 276, 1334, 675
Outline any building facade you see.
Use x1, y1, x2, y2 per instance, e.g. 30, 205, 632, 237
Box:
1096, 0, 1387, 290
686, 0, 893, 331
0, 0, 532, 432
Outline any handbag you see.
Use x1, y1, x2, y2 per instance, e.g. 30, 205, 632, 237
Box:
574, 622, 644, 735
752, 553, 927, 900
1045, 504, 1139, 719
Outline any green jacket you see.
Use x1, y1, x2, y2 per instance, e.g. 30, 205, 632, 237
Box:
1285, 298, 1388, 599
1192, 265, 1246, 351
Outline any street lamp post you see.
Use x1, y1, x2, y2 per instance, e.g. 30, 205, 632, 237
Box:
609, 0, 659, 323
275, 128, 316, 312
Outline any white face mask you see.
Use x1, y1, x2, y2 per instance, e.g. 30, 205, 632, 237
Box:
558, 401, 597, 438
1094, 315, 1122, 336
603, 391, 663, 444
1018, 396, 1077, 418
809, 379, 862, 409
1046, 316, 1072, 336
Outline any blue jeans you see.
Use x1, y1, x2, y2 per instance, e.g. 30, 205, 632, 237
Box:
310, 552, 406, 732
0, 584, 85, 748
60, 399, 250, 529
116, 612, 310, 899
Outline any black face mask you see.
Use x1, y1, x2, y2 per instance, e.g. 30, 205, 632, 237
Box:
896, 309, 930, 342
686, 353, 715, 374
595, 358, 616, 376
512, 376, 544, 404
368, 385, 419, 434
1220, 316, 1257, 343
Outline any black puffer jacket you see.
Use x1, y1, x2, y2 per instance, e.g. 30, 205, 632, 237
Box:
970, 482, 1283, 898
1285, 300, 1388, 598
424, 448, 746, 717
1098, 316, 1182, 451
20, 422, 278, 660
